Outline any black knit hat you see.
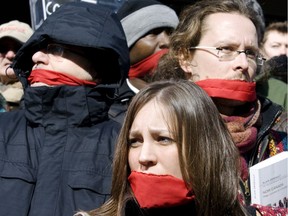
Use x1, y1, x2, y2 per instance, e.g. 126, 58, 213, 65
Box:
117, 0, 178, 48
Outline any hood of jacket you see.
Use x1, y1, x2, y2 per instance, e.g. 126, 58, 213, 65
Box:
12, 2, 130, 88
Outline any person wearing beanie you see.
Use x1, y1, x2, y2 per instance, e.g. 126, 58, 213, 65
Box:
0, 20, 33, 111
108, 0, 179, 123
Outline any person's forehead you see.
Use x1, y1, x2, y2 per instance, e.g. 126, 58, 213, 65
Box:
201, 13, 258, 44
266, 31, 288, 41
204, 13, 254, 31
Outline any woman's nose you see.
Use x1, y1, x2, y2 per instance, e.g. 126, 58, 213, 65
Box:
138, 143, 157, 170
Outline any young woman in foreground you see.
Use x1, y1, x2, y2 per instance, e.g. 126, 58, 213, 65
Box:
76, 80, 254, 216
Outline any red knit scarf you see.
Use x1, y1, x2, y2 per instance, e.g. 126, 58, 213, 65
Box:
128, 171, 195, 209
28, 69, 97, 86
128, 49, 168, 79
221, 100, 261, 181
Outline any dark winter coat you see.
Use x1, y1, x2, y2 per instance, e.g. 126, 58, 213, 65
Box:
241, 96, 287, 206
123, 200, 197, 216
123, 199, 257, 216
0, 2, 129, 216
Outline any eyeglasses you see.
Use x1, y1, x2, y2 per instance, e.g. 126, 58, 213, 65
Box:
46, 44, 86, 58
189, 46, 266, 66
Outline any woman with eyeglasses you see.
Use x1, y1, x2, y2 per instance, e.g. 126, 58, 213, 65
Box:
151, 0, 287, 214
0, 2, 130, 216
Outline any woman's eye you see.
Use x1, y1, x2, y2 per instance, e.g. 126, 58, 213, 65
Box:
128, 138, 141, 147
157, 136, 174, 145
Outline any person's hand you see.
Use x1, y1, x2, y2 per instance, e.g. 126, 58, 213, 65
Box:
0, 64, 17, 84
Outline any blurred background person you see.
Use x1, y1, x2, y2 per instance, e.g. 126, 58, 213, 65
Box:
256, 21, 287, 109
0, 20, 33, 111
260, 21, 288, 60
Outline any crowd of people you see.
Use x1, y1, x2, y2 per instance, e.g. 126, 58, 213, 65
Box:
0, 0, 286, 215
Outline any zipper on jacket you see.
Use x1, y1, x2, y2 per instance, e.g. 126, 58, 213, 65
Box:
240, 179, 251, 205
243, 179, 250, 197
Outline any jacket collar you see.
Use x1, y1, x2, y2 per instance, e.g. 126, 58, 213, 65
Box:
257, 95, 284, 138
24, 85, 112, 127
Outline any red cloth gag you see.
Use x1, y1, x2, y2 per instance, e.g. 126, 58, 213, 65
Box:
28, 69, 97, 86
128, 171, 195, 209
196, 79, 256, 102
128, 49, 168, 79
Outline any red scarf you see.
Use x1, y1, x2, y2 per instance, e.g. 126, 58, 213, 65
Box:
128, 171, 195, 209
28, 69, 97, 86
129, 49, 168, 79
196, 79, 256, 102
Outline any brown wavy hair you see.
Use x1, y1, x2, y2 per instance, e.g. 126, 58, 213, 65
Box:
151, 0, 264, 82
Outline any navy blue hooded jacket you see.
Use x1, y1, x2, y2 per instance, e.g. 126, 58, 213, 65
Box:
0, 2, 129, 215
